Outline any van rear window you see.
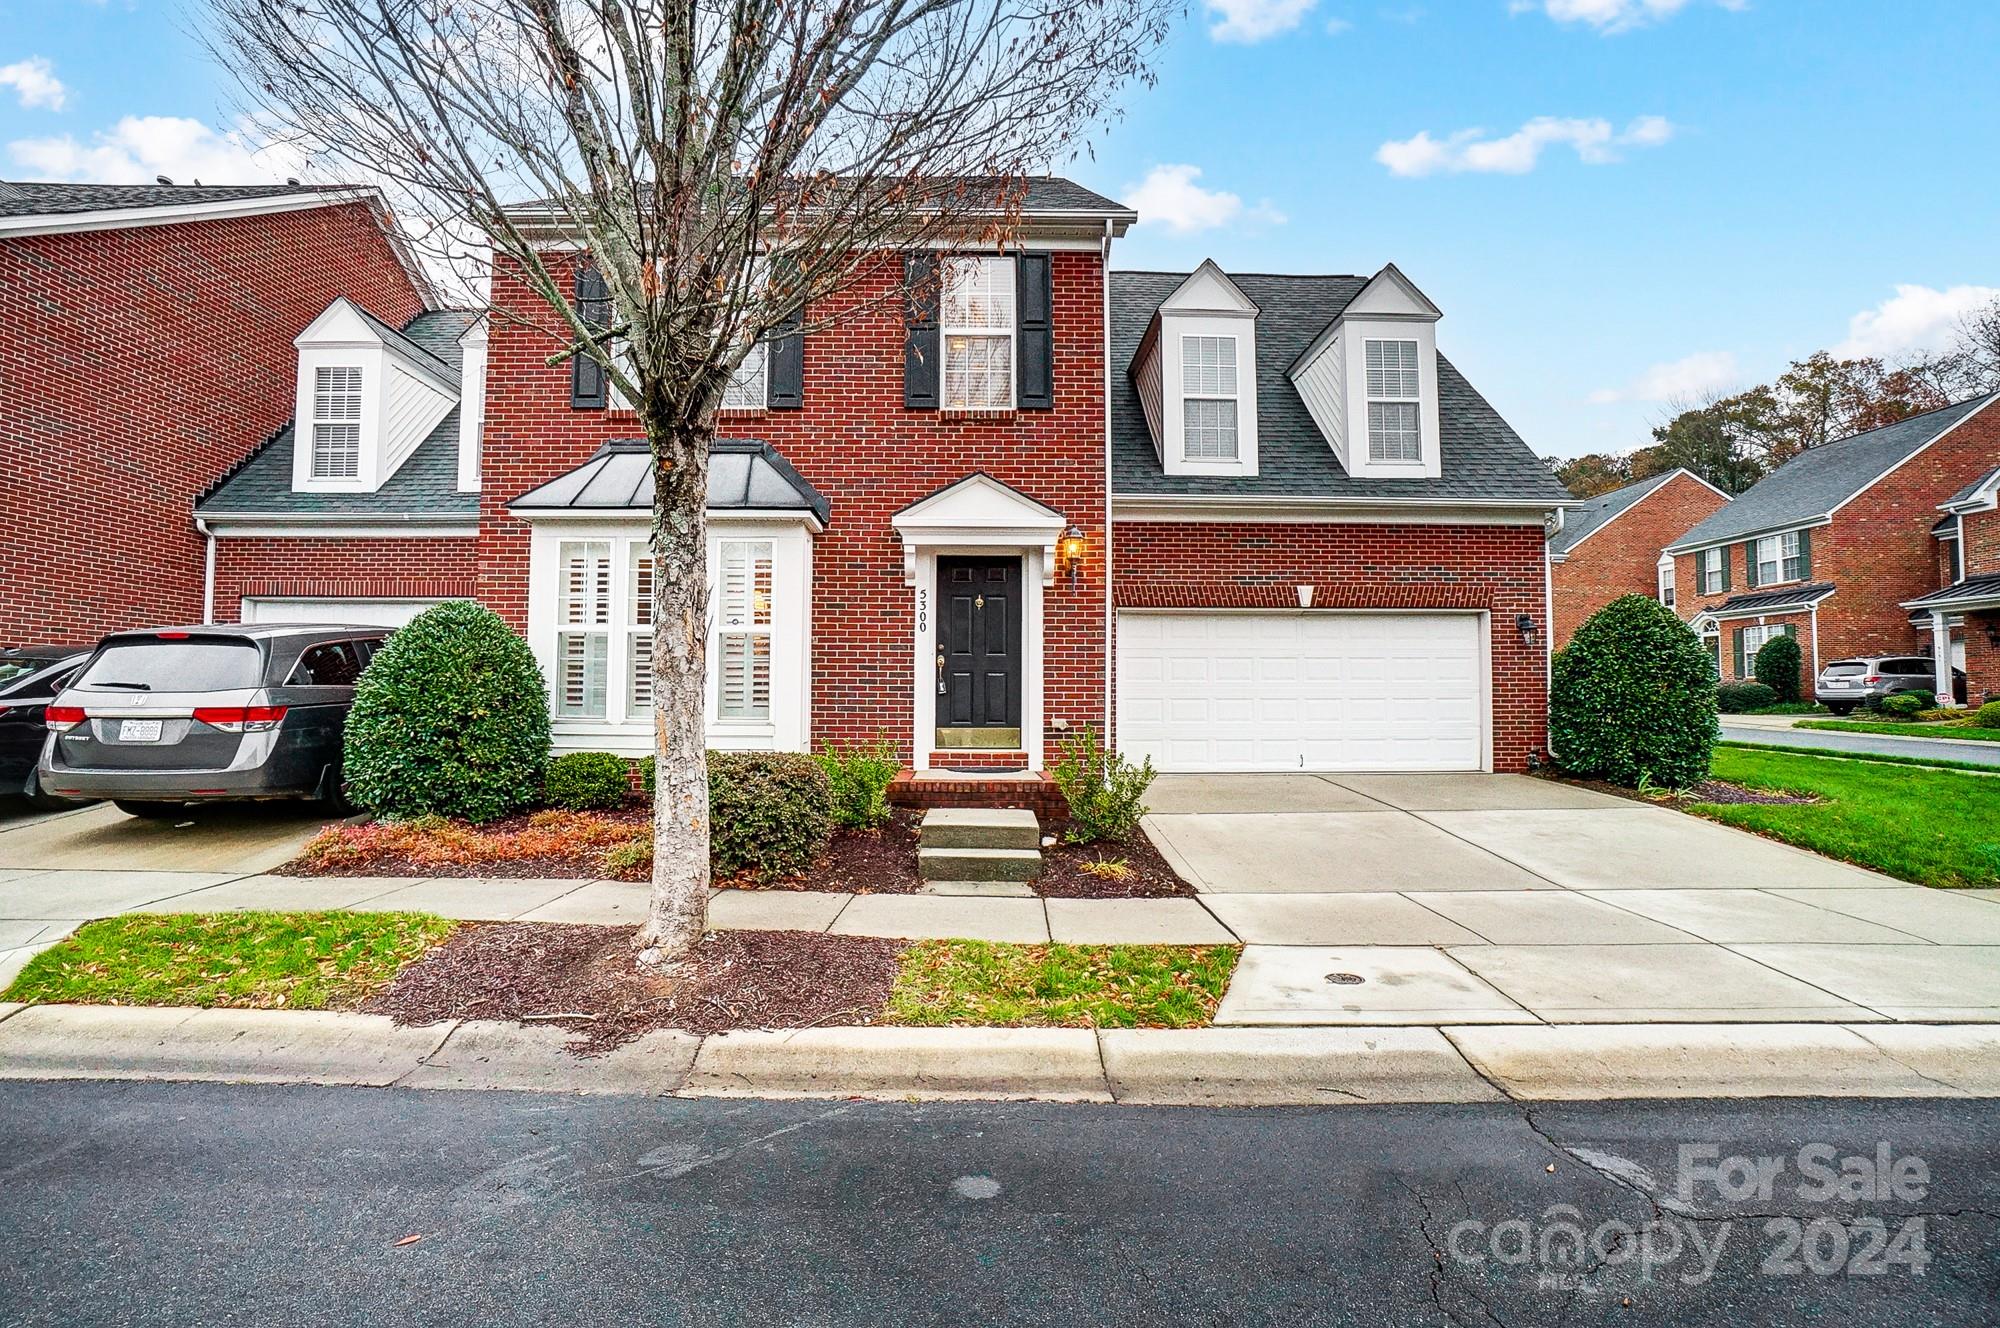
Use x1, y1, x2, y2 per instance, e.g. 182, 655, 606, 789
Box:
76, 640, 262, 693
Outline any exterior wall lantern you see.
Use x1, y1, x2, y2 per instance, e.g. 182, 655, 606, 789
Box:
1516, 613, 1538, 648
1057, 525, 1088, 584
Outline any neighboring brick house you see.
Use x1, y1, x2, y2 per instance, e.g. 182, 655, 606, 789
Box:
0, 181, 432, 645
1546, 468, 1730, 647
196, 187, 1573, 776
1903, 465, 2000, 707
1664, 394, 2000, 701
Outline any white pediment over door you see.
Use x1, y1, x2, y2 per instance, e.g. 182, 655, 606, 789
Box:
891, 472, 1068, 585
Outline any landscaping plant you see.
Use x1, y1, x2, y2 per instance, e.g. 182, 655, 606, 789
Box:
1752, 632, 1803, 702
708, 751, 834, 882
1878, 692, 1931, 718
545, 751, 632, 811
1978, 701, 2000, 729
814, 737, 902, 831
1549, 594, 1717, 789
343, 601, 550, 823
1049, 724, 1156, 844
1715, 681, 1779, 714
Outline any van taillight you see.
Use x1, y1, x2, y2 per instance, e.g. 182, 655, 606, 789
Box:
1864, 675, 1881, 684
44, 705, 85, 732
192, 705, 288, 733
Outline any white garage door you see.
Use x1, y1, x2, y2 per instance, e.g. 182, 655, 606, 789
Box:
1117, 611, 1486, 772
241, 598, 448, 628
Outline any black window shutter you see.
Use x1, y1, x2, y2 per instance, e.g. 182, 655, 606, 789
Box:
767, 303, 804, 409
1015, 252, 1053, 410
571, 264, 609, 410
904, 253, 940, 410
1732, 628, 1746, 680
1796, 528, 1811, 580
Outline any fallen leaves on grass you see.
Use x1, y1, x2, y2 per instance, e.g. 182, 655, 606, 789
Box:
886, 939, 1239, 1029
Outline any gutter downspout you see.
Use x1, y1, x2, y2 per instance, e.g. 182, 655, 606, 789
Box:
195, 517, 216, 625
1102, 218, 1115, 749
1810, 601, 1821, 695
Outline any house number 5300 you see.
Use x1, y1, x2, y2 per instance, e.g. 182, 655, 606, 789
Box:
917, 588, 929, 634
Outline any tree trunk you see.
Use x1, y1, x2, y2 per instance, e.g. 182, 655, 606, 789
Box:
634, 414, 713, 967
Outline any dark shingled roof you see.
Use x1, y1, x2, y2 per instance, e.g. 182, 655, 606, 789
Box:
1549, 469, 1703, 556
1109, 271, 1569, 503
1700, 582, 1837, 617
0, 180, 350, 220
1941, 465, 2000, 510
1905, 572, 2000, 610
509, 438, 830, 525
1669, 394, 1998, 550
196, 309, 480, 519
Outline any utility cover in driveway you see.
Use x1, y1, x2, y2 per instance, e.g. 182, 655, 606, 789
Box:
1117, 612, 1483, 772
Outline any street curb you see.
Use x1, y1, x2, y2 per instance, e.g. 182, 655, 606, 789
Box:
3, 1005, 2000, 1102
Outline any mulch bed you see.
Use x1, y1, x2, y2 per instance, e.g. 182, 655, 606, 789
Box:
366, 923, 906, 1051
731, 808, 924, 894
277, 807, 651, 880
1544, 773, 1819, 809
1037, 829, 1195, 898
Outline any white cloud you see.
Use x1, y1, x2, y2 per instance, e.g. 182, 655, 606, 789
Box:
1511, 0, 1744, 34
1324, 14, 1353, 33
0, 57, 67, 112
1588, 350, 1739, 405
1126, 164, 1286, 234
1375, 115, 1674, 177
1205, 0, 1317, 42
1834, 283, 2000, 360
8, 115, 307, 186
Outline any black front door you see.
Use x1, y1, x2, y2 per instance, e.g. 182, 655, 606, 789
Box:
937, 555, 1022, 742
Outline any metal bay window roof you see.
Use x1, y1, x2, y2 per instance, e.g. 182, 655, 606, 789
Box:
508, 438, 830, 525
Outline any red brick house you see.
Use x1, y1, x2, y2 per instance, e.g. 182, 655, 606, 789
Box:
1903, 464, 2000, 706
1664, 393, 2000, 700
1546, 468, 1730, 647
194, 186, 1573, 774
0, 180, 433, 645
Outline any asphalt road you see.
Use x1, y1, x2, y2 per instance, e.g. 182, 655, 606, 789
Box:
1, 1082, 1995, 1326
1721, 720, 2000, 769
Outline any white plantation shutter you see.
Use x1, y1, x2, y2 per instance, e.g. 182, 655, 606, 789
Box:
556, 541, 612, 717
629, 633, 654, 710
717, 540, 773, 720
311, 365, 363, 479
556, 632, 607, 718
628, 547, 655, 710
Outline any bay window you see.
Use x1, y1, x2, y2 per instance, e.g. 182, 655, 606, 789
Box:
1180, 335, 1238, 461
941, 256, 1014, 410
715, 540, 774, 722
628, 544, 655, 712
1364, 339, 1421, 462
555, 540, 612, 718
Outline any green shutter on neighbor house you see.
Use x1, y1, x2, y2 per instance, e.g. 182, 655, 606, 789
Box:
1733, 628, 1746, 680
1742, 541, 1758, 589
1720, 548, 1732, 592
1797, 528, 1812, 580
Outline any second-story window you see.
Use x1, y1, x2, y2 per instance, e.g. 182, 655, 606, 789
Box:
941, 256, 1014, 410
1658, 561, 1676, 609
1699, 547, 1725, 596
722, 344, 768, 411
310, 366, 363, 480
1756, 531, 1803, 584
1181, 335, 1239, 460
1365, 339, 1421, 462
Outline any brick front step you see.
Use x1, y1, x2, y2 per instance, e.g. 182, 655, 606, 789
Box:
918, 807, 1041, 851
887, 767, 1069, 820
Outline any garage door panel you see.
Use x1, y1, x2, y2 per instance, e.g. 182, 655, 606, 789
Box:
1118, 611, 1486, 773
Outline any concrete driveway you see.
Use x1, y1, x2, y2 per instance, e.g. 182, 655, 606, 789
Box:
0, 800, 337, 874
1142, 773, 2000, 1026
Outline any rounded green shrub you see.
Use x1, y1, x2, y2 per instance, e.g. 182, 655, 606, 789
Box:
1752, 633, 1803, 702
1715, 681, 1779, 713
1878, 692, 1928, 718
1550, 594, 1717, 789
638, 754, 656, 797
544, 751, 631, 810
708, 751, 832, 881
1976, 700, 2000, 730
343, 601, 550, 823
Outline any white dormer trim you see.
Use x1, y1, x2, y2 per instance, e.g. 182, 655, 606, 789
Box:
1136, 259, 1260, 478
290, 297, 458, 495
457, 316, 487, 493
891, 472, 1068, 585
1290, 263, 1443, 481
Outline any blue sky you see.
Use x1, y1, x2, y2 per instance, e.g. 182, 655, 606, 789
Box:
3, 0, 1996, 458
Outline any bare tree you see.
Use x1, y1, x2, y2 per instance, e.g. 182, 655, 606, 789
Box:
207, 0, 1171, 965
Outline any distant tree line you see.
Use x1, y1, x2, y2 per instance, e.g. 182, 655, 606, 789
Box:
1548, 296, 2000, 499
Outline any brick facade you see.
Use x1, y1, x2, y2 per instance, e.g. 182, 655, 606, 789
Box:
0, 202, 426, 644
1552, 472, 1728, 647
1111, 521, 1550, 772
211, 537, 479, 621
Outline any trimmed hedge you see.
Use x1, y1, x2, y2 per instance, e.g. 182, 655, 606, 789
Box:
1550, 595, 1716, 788
343, 602, 550, 823
544, 752, 631, 810
708, 751, 833, 881
1752, 633, 1803, 702
1716, 681, 1779, 714
1878, 691, 1930, 718
1977, 701, 2000, 730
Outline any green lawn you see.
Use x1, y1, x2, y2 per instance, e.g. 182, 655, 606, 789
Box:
886, 940, 1240, 1028
5, 911, 456, 1010
1697, 747, 2000, 888
1796, 718, 2000, 743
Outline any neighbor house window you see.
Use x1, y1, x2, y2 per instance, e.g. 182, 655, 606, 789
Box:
941, 256, 1014, 410
555, 541, 612, 718
721, 343, 767, 411
1658, 563, 1676, 609
310, 365, 363, 480
715, 540, 773, 721
1947, 534, 1964, 583
1180, 335, 1238, 461
1756, 531, 1803, 584
1699, 547, 1725, 596
1365, 339, 1421, 463
627, 544, 655, 712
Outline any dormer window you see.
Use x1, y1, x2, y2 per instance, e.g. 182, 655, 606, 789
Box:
310, 366, 363, 480
1181, 336, 1239, 460
1365, 339, 1421, 463
942, 256, 1015, 411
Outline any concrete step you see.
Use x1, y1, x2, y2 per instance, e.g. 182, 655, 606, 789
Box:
918, 879, 1038, 898
918, 846, 1041, 883
918, 807, 1041, 851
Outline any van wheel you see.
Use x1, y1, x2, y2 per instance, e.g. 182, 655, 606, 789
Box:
114, 799, 185, 819
314, 765, 352, 814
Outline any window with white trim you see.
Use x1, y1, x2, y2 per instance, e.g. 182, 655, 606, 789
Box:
715, 540, 773, 721
1742, 622, 1789, 656
555, 541, 612, 718
941, 256, 1014, 411
310, 366, 363, 479
1756, 531, 1803, 584
1658, 562, 1676, 609
1364, 339, 1421, 463
1699, 547, 1725, 596
627, 544, 655, 712
721, 343, 768, 411
1180, 335, 1238, 461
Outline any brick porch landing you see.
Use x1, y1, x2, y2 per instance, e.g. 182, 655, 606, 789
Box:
887, 768, 1068, 820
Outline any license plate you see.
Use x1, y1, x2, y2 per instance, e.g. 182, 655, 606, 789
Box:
118, 719, 163, 742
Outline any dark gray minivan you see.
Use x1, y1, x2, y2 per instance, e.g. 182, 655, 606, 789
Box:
38, 625, 385, 817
